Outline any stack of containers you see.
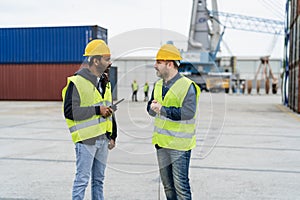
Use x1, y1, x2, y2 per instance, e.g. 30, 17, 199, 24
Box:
0, 25, 113, 100
288, 0, 300, 113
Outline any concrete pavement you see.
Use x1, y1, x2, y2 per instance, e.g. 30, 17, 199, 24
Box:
0, 93, 300, 199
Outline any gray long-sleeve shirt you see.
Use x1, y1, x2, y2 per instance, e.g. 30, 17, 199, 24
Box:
147, 73, 197, 121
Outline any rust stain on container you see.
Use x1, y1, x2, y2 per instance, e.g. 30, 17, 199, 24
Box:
0, 64, 83, 100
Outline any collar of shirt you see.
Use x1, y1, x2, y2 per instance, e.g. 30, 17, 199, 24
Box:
162, 72, 181, 99
163, 72, 181, 88
96, 77, 103, 94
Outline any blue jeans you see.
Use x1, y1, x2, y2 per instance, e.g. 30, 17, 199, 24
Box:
72, 137, 109, 200
157, 148, 192, 200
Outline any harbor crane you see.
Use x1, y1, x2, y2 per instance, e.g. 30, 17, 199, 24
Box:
179, 0, 284, 93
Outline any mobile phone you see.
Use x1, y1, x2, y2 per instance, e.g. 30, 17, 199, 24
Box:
110, 98, 125, 111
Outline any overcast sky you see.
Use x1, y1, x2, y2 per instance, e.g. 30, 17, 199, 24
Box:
0, 0, 286, 58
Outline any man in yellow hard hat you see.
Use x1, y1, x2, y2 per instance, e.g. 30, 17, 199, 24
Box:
147, 43, 200, 200
62, 39, 117, 200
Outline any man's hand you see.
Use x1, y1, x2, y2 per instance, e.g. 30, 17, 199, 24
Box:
150, 100, 162, 115
100, 106, 113, 118
108, 139, 115, 150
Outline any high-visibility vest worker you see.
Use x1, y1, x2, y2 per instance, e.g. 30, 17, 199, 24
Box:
62, 75, 112, 143
132, 81, 138, 91
62, 39, 115, 199
152, 76, 200, 151
144, 83, 149, 92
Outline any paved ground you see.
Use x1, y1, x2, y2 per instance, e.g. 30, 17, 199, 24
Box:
0, 92, 300, 200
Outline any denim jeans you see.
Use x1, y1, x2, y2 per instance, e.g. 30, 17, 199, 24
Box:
157, 148, 192, 200
72, 137, 109, 200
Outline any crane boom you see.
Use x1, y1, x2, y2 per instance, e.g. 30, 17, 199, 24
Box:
209, 10, 284, 35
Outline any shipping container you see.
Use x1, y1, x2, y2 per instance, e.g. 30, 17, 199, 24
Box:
296, 63, 299, 112
0, 25, 107, 63
292, 0, 296, 23
0, 64, 81, 100
292, 66, 296, 111
287, 0, 300, 113
298, 62, 300, 112
288, 64, 294, 110
110, 66, 118, 100
0, 64, 118, 101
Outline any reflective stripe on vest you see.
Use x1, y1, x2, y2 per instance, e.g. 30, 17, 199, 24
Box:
154, 115, 196, 134
94, 100, 112, 107
158, 115, 196, 124
152, 76, 200, 151
154, 127, 193, 139
62, 75, 112, 143
69, 116, 112, 133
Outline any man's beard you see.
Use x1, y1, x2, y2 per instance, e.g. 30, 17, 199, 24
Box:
96, 65, 106, 75
156, 70, 162, 78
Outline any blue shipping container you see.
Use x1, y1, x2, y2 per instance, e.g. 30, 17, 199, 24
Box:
0, 25, 107, 63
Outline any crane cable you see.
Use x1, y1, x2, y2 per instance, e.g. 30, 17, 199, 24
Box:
257, 0, 284, 55
259, 0, 285, 20
266, 32, 281, 56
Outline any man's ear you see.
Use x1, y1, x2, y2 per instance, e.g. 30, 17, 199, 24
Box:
93, 57, 100, 65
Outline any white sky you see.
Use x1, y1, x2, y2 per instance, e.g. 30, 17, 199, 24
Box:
0, 0, 286, 58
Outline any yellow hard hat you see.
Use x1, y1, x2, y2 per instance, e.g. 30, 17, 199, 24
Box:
156, 44, 182, 61
83, 39, 110, 56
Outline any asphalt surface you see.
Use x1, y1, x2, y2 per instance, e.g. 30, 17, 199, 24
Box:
0, 92, 300, 200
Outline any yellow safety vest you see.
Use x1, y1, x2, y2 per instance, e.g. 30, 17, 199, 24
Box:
152, 76, 200, 151
62, 75, 112, 143
132, 82, 138, 91
144, 84, 149, 92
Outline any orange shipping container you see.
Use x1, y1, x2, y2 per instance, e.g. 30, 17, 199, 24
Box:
0, 64, 82, 100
